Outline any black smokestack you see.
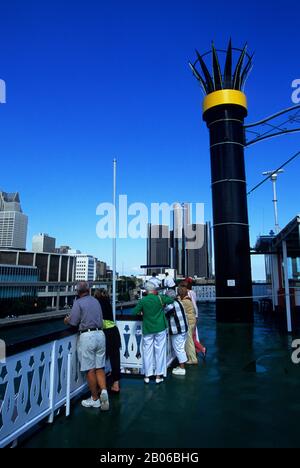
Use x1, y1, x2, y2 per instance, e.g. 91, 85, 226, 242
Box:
190, 40, 254, 323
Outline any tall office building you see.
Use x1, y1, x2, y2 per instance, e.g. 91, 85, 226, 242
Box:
72, 253, 97, 282
173, 203, 191, 276
96, 260, 108, 279
32, 233, 56, 253
0, 192, 28, 250
147, 224, 170, 273
172, 204, 212, 278
186, 222, 212, 278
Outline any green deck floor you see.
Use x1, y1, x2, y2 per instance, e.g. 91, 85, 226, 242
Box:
21, 305, 300, 448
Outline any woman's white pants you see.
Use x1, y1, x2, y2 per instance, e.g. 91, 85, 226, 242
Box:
171, 333, 188, 364
143, 330, 167, 377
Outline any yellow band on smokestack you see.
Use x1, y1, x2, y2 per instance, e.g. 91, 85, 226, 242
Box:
203, 89, 247, 114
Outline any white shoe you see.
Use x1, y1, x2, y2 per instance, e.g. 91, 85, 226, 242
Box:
100, 391, 110, 411
172, 367, 186, 376
155, 377, 164, 384
144, 377, 150, 384
81, 397, 101, 408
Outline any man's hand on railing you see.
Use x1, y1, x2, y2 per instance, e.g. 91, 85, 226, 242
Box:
64, 315, 71, 326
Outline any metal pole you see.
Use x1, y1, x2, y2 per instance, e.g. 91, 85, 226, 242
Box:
112, 159, 117, 321
182, 203, 187, 277
271, 175, 280, 234
282, 240, 292, 333
262, 170, 283, 235
267, 254, 275, 312
56, 288, 60, 311
270, 255, 276, 312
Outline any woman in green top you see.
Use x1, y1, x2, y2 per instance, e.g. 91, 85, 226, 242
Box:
133, 281, 174, 384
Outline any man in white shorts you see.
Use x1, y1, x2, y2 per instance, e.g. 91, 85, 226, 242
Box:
64, 281, 109, 410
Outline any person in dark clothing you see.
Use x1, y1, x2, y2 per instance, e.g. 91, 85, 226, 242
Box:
94, 289, 121, 393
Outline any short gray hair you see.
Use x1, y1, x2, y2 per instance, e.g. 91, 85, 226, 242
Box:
144, 281, 157, 292
76, 281, 90, 295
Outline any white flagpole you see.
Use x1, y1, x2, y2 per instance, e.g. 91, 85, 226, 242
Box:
112, 158, 117, 321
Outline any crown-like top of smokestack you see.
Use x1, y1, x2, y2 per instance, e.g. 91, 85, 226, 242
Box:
189, 40, 254, 96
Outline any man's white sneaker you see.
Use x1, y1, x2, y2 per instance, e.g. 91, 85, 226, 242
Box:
81, 397, 101, 408
155, 377, 164, 384
172, 367, 186, 376
100, 391, 110, 411
144, 377, 150, 384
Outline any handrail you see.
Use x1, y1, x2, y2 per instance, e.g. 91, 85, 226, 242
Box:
5, 327, 78, 357
3, 315, 143, 357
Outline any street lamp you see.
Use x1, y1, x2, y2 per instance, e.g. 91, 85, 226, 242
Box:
262, 169, 284, 235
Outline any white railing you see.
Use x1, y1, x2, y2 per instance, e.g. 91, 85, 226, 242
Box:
117, 320, 175, 372
0, 320, 175, 448
118, 320, 143, 371
193, 285, 216, 302
193, 284, 274, 303
0, 334, 86, 449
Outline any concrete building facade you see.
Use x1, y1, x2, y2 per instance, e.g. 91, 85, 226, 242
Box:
0, 249, 76, 308
73, 254, 97, 282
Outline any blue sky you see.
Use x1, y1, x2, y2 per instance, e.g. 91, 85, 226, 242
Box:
0, 0, 299, 278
